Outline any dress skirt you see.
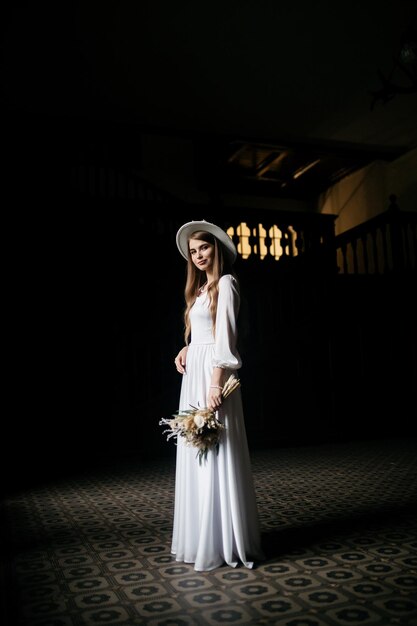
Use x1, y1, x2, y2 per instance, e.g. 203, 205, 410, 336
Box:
171, 342, 264, 571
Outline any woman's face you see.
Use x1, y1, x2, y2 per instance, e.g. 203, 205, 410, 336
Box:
189, 238, 214, 272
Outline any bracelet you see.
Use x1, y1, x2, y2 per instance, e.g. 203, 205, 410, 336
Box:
210, 385, 223, 390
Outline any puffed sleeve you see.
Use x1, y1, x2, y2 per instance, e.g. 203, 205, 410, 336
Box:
212, 274, 242, 370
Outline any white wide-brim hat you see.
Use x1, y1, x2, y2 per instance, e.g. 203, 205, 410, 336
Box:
176, 220, 237, 263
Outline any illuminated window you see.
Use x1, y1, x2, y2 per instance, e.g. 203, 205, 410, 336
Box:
227, 223, 252, 259
229, 223, 299, 261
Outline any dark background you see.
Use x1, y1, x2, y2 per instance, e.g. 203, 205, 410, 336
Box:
2, 1, 416, 490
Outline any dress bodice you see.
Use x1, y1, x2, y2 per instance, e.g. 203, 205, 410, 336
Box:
189, 294, 214, 345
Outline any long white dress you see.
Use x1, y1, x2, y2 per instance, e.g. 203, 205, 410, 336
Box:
171, 274, 264, 571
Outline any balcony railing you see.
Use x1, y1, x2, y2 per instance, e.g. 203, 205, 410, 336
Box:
224, 211, 337, 269
71, 162, 415, 276
334, 195, 416, 275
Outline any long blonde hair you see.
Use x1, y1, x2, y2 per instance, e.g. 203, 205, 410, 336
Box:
183, 231, 237, 344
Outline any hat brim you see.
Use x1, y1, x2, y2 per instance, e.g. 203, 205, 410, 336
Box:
176, 220, 237, 263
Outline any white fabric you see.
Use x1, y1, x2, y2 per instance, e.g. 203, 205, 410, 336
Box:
171, 274, 264, 571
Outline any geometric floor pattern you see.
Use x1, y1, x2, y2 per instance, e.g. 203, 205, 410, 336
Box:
1, 437, 417, 625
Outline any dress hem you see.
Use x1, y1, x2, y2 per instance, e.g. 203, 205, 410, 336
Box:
172, 551, 255, 571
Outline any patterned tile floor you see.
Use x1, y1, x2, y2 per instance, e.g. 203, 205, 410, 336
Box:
1, 437, 417, 626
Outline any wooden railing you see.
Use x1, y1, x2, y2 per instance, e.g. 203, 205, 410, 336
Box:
222, 210, 337, 271
146, 209, 339, 274
70, 162, 339, 272
334, 195, 417, 275
70, 163, 416, 277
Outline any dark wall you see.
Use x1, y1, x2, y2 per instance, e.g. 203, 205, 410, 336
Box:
3, 120, 416, 494
17, 208, 416, 458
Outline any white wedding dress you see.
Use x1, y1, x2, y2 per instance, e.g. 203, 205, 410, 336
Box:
171, 274, 264, 571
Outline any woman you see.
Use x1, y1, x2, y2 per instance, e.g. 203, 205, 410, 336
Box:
172, 219, 264, 571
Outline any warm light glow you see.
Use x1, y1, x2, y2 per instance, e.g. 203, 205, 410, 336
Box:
227, 223, 251, 259
293, 159, 321, 179
258, 224, 268, 259
228, 223, 299, 261
288, 225, 299, 257
269, 225, 284, 260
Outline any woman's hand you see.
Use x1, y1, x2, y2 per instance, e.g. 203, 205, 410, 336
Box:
208, 367, 225, 411
207, 387, 223, 412
174, 346, 188, 374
